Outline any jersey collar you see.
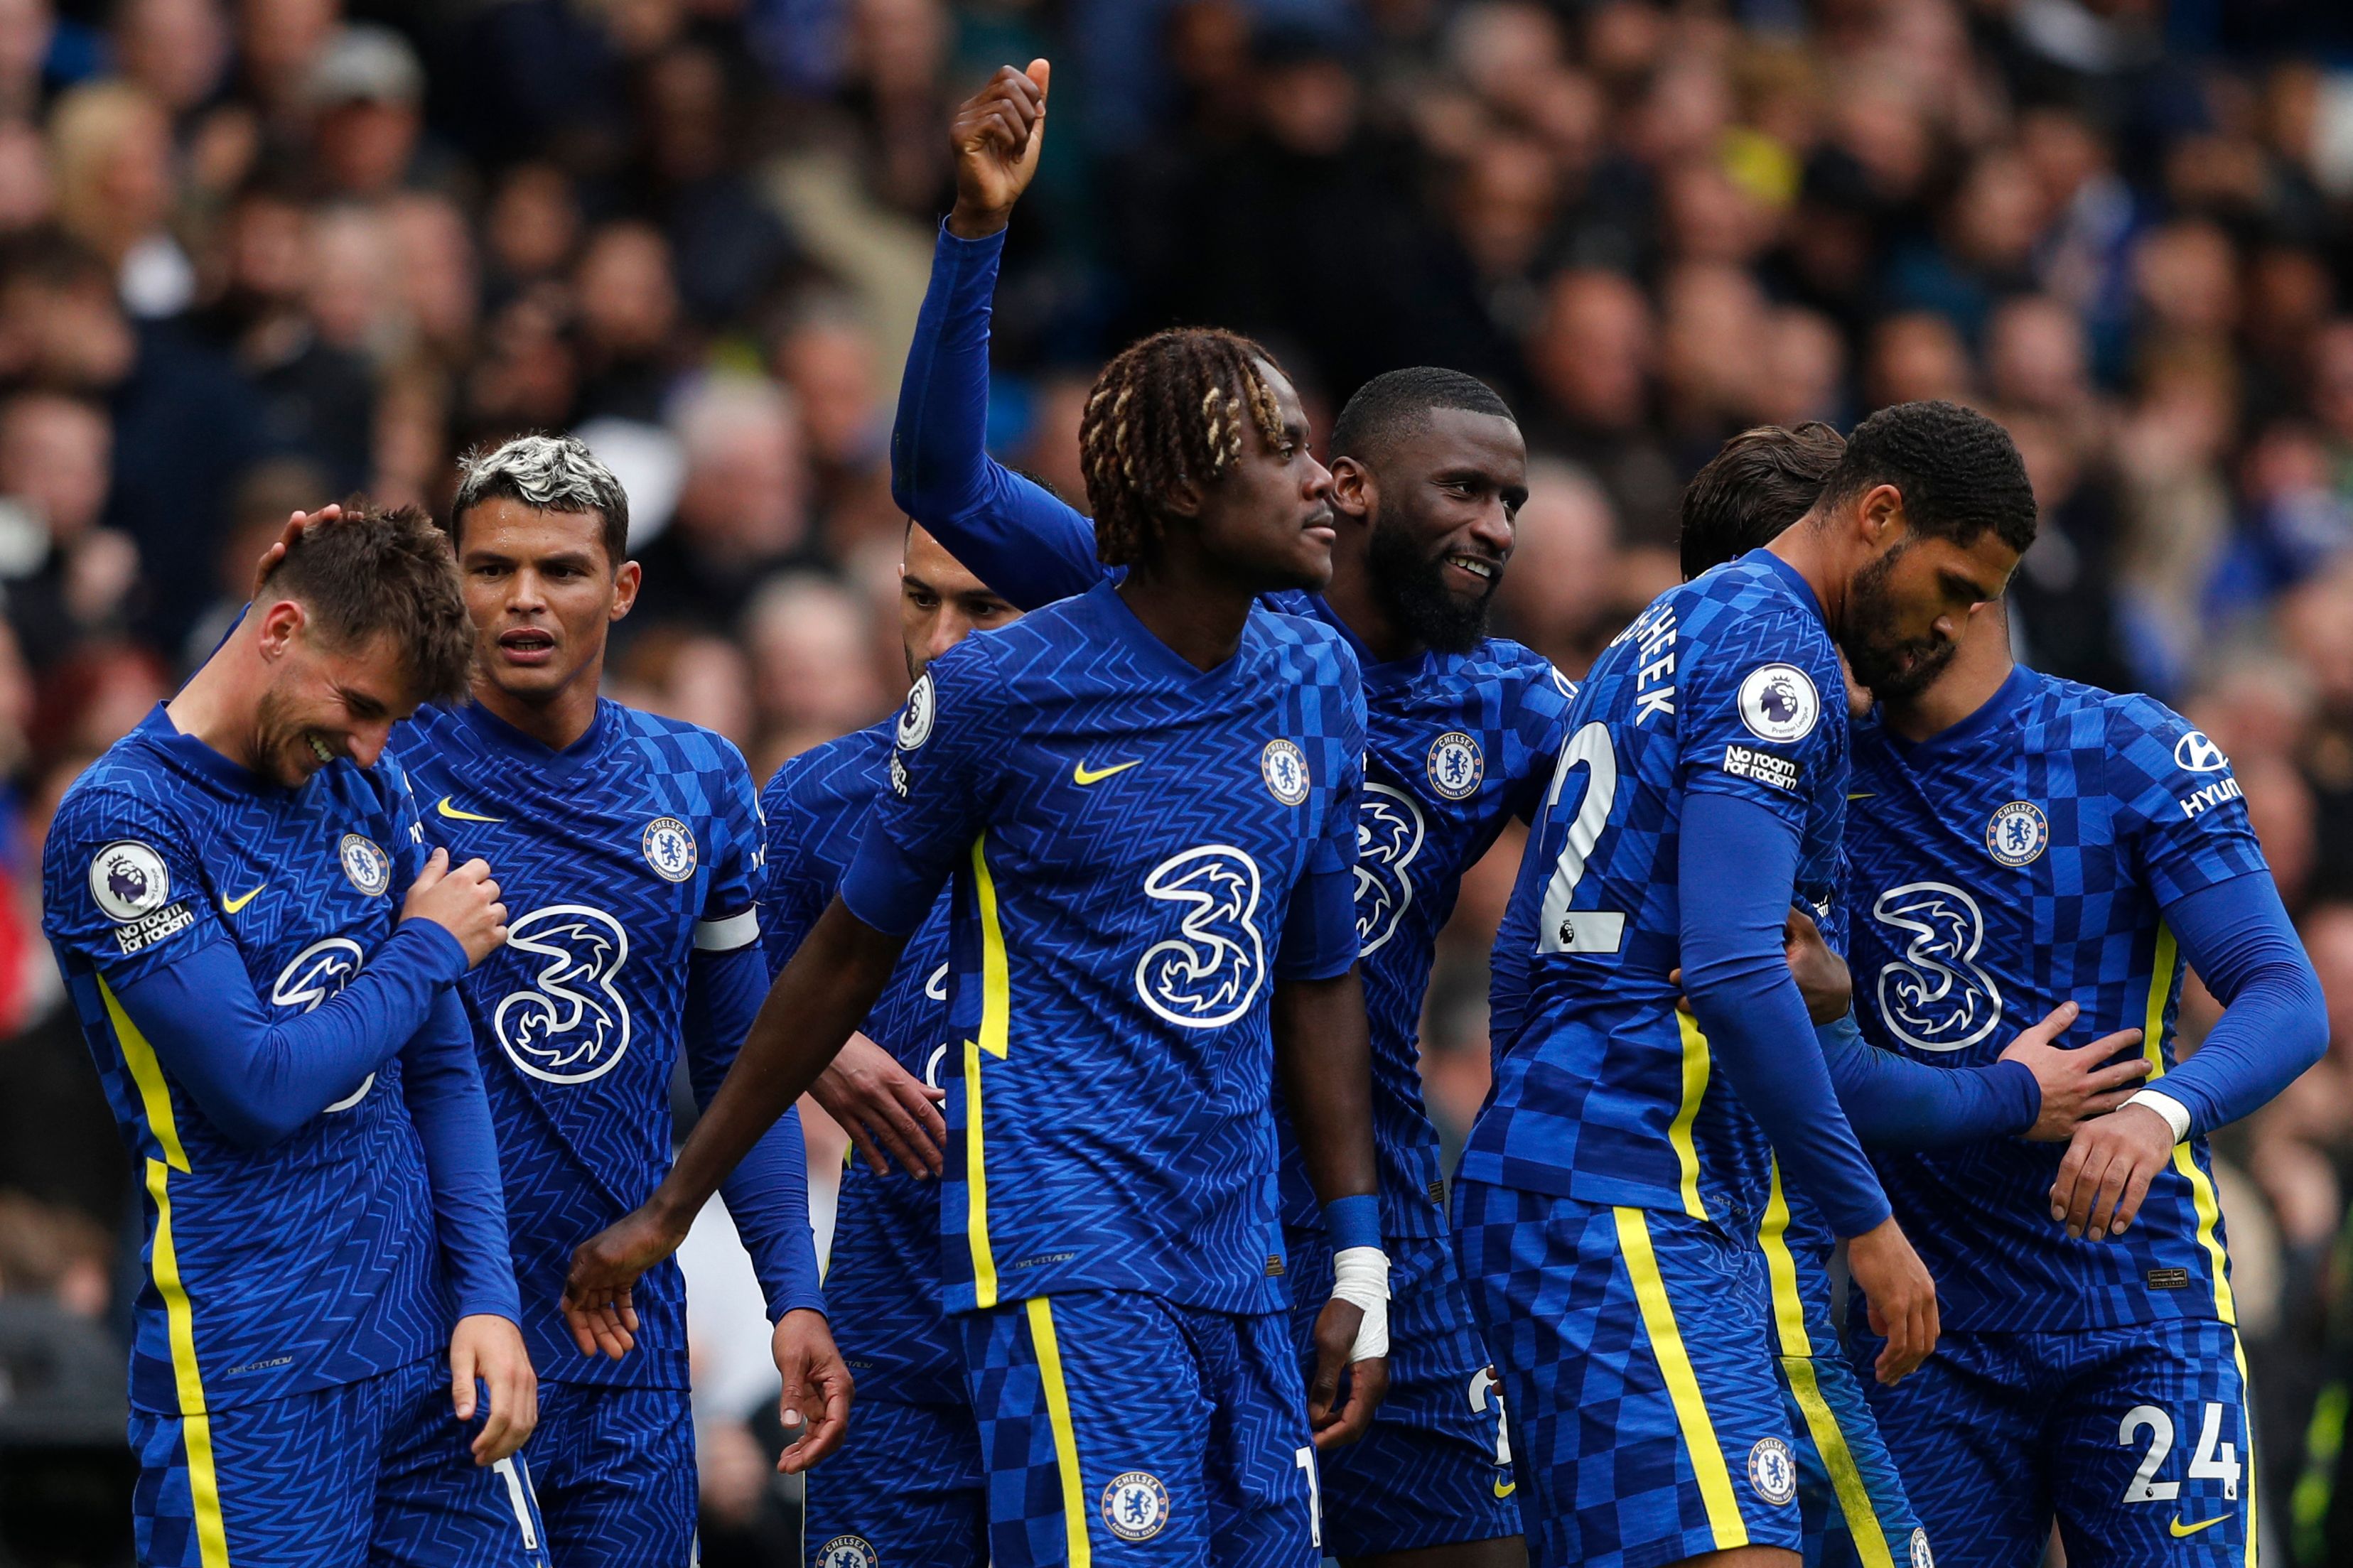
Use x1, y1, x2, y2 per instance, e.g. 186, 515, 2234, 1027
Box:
446, 693, 612, 777
1087, 578, 1248, 688
1880, 664, 2036, 760
135, 701, 276, 795
1749, 546, 1829, 627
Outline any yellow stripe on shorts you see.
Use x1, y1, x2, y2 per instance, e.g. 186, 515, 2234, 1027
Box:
1614, 1205, 1748, 1550
1759, 1164, 1895, 1568
1025, 1297, 1090, 1567
102, 978, 227, 1568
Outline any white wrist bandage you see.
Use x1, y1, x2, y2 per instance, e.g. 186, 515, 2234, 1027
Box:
1330, 1245, 1391, 1362
2123, 1088, 2191, 1144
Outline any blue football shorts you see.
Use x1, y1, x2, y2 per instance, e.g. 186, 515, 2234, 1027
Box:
128, 1351, 547, 1568
1455, 1179, 1807, 1568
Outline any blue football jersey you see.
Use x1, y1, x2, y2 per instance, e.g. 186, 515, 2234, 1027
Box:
1264, 596, 1574, 1238
43, 706, 447, 1414
1843, 666, 2269, 1330
761, 720, 963, 1402
397, 698, 776, 1388
1465, 550, 1849, 1232
854, 580, 1365, 1317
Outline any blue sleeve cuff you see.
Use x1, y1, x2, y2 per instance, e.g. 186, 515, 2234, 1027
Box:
1323, 1194, 1382, 1251
838, 817, 944, 938
1275, 865, 1359, 981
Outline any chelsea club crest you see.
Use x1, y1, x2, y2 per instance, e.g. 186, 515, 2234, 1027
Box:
814, 1537, 879, 1568
1985, 801, 2049, 867
1747, 1437, 1798, 1507
1102, 1471, 1170, 1542
338, 833, 391, 897
1260, 739, 1310, 806
642, 816, 698, 882
1426, 730, 1485, 800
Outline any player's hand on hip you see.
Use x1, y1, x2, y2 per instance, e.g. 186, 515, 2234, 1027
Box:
448, 1313, 538, 1466
561, 1206, 679, 1356
399, 848, 509, 966
812, 1033, 947, 1177
249, 502, 343, 595
1847, 1216, 1939, 1384
2050, 1101, 2175, 1241
1306, 1297, 1388, 1449
1782, 904, 1851, 1024
948, 59, 1049, 238
1999, 1001, 2149, 1140
770, 1308, 854, 1474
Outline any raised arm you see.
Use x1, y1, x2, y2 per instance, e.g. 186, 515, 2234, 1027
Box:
892, 61, 1102, 609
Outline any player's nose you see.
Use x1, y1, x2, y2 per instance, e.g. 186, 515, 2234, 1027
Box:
348, 720, 393, 768
1300, 450, 1332, 500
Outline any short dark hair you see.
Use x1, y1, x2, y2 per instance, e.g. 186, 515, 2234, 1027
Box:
451, 433, 630, 565
262, 503, 473, 704
1679, 422, 1846, 578
1079, 327, 1290, 567
1329, 366, 1516, 465
1816, 400, 2037, 554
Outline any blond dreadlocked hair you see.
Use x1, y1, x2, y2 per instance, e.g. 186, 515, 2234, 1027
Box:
1078, 328, 1290, 566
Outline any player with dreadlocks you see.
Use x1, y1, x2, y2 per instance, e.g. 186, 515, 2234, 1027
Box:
565, 287, 1393, 1567
854, 58, 1569, 1568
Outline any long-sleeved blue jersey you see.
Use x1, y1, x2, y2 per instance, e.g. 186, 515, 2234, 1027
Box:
1843, 666, 2320, 1331
399, 698, 822, 1388
840, 580, 1365, 1316
42, 705, 516, 1415
892, 224, 1575, 1238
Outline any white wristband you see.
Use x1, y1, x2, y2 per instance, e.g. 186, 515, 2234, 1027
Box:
1330, 1245, 1391, 1363
2123, 1088, 2191, 1144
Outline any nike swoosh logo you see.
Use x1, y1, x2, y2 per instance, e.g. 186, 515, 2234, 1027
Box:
1492, 1478, 1515, 1500
221, 885, 264, 914
2169, 1515, 2229, 1539
1072, 759, 1141, 786
1847, 791, 1875, 800
436, 796, 504, 823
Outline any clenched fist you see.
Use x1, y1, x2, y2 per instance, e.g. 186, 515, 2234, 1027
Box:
400, 847, 509, 966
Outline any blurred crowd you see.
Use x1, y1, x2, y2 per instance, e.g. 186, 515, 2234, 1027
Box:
0, 0, 2352, 1559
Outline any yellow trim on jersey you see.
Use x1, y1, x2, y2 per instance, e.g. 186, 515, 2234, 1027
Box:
965, 1038, 998, 1309
1757, 1164, 1896, 1568
147, 1157, 227, 1567
964, 833, 1013, 1309
2233, 1328, 2258, 1568
1025, 1297, 1091, 1568
973, 835, 1008, 1060
2138, 922, 2240, 1326
1614, 1205, 1747, 1550
102, 977, 188, 1172
1758, 1163, 1811, 1356
1670, 1014, 1711, 1221
99, 980, 225, 1566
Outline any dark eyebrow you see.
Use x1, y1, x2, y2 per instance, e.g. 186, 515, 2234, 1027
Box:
340, 686, 389, 720
901, 570, 939, 595
1942, 569, 1996, 604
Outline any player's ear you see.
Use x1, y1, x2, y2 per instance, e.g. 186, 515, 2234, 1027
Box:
253, 598, 306, 660
609, 560, 642, 622
1328, 456, 1374, 523
1161, 477, 1204, 519
1856, 482, 1905, 548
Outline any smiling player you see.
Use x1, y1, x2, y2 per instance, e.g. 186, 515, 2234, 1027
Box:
885, 62, 1560, 1566
41, 506, 542, 1567
566, 327, 1387, 1568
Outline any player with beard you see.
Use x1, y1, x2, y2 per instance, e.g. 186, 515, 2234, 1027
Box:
1460, 401, 2032, 1568
1676, 424, 2325, 1568
40, 507, 541, 1566
875, 60, 1559, 1567
269, 438, 849, 1568
1644, 423, 2158, 1568
567, 323, 1390, 1568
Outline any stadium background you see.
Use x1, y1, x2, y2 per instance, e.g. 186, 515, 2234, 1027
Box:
0, 0, 2350, 1562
